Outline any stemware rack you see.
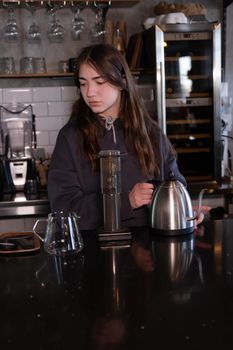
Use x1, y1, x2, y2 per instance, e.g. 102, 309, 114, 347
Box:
0, 0, 140, 79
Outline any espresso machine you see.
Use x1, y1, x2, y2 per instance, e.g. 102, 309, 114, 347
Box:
0, 104, 37, 194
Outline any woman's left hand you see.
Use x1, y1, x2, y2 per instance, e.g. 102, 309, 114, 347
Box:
129, 182, 154, 209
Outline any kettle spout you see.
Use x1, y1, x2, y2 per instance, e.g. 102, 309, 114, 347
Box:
186, 188, 207, 221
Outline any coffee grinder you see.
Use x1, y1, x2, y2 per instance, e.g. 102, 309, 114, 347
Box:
0, 104, 37, 194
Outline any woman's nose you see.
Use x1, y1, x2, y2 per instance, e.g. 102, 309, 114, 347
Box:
86, 84, 97, 97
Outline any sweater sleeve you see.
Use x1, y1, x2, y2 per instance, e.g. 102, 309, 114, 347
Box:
47, 130, 103, 230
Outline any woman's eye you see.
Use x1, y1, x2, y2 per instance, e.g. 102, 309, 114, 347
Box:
96, 80, 106, 85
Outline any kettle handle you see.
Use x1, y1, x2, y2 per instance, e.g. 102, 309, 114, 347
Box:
186, 188, 207, 221
33, 218, 47, 242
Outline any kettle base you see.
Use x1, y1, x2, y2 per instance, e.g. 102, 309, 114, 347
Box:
150, 226, 194, 236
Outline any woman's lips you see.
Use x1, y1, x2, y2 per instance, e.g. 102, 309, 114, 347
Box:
89, 101, 101, 107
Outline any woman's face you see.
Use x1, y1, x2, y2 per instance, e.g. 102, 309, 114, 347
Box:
78, 63, 122, 118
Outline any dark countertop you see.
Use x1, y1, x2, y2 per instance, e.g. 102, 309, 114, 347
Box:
0, 191, 50, 218
1, 219, 233, 349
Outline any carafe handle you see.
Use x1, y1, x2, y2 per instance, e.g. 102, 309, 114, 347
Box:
33, 218, 47, 242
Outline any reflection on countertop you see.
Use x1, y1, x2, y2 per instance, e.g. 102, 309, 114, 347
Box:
1, 220, 233, 348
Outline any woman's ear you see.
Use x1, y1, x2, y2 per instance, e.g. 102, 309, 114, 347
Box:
122, 77, 128, 90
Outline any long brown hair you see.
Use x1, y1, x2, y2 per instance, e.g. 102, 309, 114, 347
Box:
71, 43, 160, 177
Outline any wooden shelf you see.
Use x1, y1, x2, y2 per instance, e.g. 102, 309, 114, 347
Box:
0, 70, 141, 79
166, 119, 211, 125
186, 175, 213, 181
1, 0, 140, 7
166, 75, 210, 80
166, 92, 211, 98
169, 133, 211, 139
166, 56, 209, 62
0, 72, 74, 78
176, 148, 210, 153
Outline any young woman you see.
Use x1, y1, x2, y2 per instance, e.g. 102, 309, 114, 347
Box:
47, 43, 188, 230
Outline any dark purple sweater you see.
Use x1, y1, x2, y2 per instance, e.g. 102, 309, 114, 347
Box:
47, 118, 186, 230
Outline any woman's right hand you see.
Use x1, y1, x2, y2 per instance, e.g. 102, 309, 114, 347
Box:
129, 182, 154, 209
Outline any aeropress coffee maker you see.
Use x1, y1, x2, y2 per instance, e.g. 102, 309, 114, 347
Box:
98, 150, 131, 242
0, 104, 37, 194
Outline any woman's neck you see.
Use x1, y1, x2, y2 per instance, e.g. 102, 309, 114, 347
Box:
99, 114, 118, 120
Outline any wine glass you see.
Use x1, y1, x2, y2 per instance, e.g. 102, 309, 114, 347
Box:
2, 5, 20, 43
47, 4, 65, 43
25, 3, 41, 43
71, 3, 86, 41
89, 1, 111, 43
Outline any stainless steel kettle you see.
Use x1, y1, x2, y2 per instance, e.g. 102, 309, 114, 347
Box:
150, 178, 206, 236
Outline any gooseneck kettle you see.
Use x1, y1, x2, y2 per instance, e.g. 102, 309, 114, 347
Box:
150, 172, 206, 236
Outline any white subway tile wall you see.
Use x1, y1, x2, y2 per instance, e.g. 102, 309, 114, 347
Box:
61, 86, 77, 101
48, 101, 74, 116
30, 102, 48, 117
0, 86, 77, 157
3, 88, 33, 103
32, 87, 61, 102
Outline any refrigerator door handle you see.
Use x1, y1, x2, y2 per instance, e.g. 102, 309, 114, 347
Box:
159, 61, 166, 134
